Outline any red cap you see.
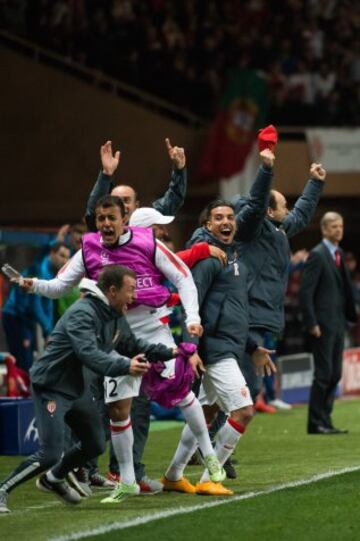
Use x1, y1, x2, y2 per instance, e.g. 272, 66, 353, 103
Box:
258, 125, 278, 152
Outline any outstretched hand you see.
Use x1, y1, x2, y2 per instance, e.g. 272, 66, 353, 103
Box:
165, 138, 186, 169
16, 277, 34, 292
310, 163, 326, 182
101, 140, 121, 176
251, 346, 277, 377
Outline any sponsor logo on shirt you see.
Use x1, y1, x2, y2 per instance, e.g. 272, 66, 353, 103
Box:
136, 275, 154, 289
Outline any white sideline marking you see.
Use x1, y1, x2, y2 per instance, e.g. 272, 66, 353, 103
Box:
51, 465, 360, 541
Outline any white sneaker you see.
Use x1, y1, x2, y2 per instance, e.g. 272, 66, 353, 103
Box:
0, 490, 10, 513
268, 399, 292, 410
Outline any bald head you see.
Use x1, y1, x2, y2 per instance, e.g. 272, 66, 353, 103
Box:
111, 185, 139, 223
267, 190, 289, 222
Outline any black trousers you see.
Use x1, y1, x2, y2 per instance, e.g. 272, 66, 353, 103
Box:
0, 386, 105, 494
307, 327, 345, 430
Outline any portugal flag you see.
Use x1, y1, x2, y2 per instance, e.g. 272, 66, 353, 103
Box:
197, 69, 269, 183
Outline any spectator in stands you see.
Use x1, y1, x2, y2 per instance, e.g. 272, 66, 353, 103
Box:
2, 242, 70, 372
3, 0, 360, 124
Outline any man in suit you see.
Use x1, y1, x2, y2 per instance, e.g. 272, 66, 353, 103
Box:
299, 212, 357, 434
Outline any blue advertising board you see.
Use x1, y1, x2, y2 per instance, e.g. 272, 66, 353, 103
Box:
0, 398, 39, 455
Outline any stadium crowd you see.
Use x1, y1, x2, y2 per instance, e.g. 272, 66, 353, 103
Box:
1, 0, 360, 124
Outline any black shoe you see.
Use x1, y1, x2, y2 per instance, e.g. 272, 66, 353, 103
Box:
330, 427, 349, 434
223, 458, 237, 479
36, 473, 82, 504
67, 469, 92, 497
308, 425, 341, 435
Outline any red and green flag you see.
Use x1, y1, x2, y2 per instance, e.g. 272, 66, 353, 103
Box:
197, 69, 269, 183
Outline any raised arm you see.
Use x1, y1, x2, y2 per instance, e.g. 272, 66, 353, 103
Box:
283, 163, 326, 239
85, 141, 120, 231
232, 149, 274, 241
152, 138, 187, 215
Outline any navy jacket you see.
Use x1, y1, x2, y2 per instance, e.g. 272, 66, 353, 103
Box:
190, 236, 253, 365
232, 178, 324, 333
299, 242, 356, 332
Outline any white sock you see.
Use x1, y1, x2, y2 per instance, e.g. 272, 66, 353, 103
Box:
178, 392, 214, 458
165, 423, 198, 481
200, 418, 245, 483
110, 418, 135, 485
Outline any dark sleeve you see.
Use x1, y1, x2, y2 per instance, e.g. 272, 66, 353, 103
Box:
191, 258, 220, 309
66, 310, 131, 376
152, 167, 187, 215
233, 164, 273, 241
299, 250, 323, 330
245, 335, 258, 355
283, 179, 324, 239
115, 320, 174, 362
181, 259, 220, 346
85, 170, 114, 232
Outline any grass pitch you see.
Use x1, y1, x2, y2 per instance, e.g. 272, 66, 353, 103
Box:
0, 399, 359, 541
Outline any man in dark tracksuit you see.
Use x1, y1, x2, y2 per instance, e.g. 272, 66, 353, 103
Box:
163, 199, 275, 496
230, 162, 326, 404
0, 265, 175, 513
86, 138, 187, 230
85, 138, 188, 490
299, 212, 356, 434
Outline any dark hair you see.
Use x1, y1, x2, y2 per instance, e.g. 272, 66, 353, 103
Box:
95, 195, 125, 218
97, 264, 136, 292
203, 199, 235, 222
269, 190, 277, 210
70, 223, 87, 235
198, 207, 208, 226
49, 241, 69, 253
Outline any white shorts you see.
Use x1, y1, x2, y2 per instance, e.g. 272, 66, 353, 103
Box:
198, 358, 253, 413
104, 306, 176, 403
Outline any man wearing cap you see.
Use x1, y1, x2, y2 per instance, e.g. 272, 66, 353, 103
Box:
85, 138, 187, 229
130, 207, 174, 242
